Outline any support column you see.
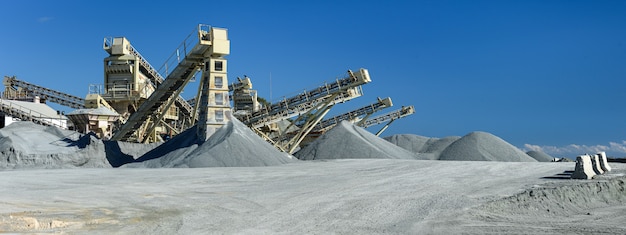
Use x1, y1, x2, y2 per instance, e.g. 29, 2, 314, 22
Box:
197, 27, 231, 143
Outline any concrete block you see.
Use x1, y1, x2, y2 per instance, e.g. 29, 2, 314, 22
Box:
597, 151, 612, 172
571, 155, 596, 179
590, 154, 605, 175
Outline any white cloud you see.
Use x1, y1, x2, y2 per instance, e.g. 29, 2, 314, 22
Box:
522, 141, 626, 158
38, 17, 53, 23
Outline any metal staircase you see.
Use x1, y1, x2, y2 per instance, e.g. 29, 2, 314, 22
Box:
110, 25, 214, 141
3, 76, 85, 109
103, 36, 195, 127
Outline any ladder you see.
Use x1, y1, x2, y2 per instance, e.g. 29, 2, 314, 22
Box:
110, 25, 213, 142
2, 76, 85, 109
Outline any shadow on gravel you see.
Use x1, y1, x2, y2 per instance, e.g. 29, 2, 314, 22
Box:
542, 170, 574, 180
103, 141, 135, 167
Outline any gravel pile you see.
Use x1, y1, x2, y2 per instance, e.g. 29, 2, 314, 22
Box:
0, 118, 296, 169
438, 131, 537, 162
526, 150, 555, 162
0, 122, 111, 169
385, 131, 537, 162
384, 134, 459, 160
295, 121, 420, 160
126, 117, 296, 168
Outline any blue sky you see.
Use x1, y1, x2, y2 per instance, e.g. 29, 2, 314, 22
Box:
1, 1, 625, 158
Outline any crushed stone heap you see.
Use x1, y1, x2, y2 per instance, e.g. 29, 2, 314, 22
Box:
526, 150, 555, 162
438, 131, 537, 162
384, 134, 460, 160
125, 117, 297, 168
295, 121, 421, 160
0, 121, 111, 169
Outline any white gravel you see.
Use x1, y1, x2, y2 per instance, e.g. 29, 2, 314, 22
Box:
295, 121, 420, 160
124, 117, 296, 168
0, 160, 624, 234
439, 131, 537, 162
527, 150, 556, 162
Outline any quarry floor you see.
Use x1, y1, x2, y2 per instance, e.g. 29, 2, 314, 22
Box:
1, 159, 625, 234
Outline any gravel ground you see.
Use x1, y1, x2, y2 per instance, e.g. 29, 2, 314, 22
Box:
1, 159, 623, 234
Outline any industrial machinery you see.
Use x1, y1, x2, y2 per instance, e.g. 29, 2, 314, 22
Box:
312, 97, 393, 133
3, 75, 85, 109
0, 98, 67, 129
1, 23, 415, 148
106, 24, 231, 143
230, 76, 260, 116
360, 105, 415, 136
277, 97, 394, 149
238, 69, 371, 128
235, 69, 372, 153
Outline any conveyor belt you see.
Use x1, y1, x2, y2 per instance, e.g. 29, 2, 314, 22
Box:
3, 76, 85, 109
111, 25, 214, 141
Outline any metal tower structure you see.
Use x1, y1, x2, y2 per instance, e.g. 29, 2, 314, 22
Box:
196, 27, 231, 142
110, 24, 230, 142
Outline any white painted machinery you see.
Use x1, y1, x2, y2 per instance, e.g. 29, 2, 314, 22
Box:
313, 97, 393, 133
360, 105, 415, 136
3, 75, 85, 109
234, 69, 372, 153
108, 24, 231, 143
2, 23, 415, 147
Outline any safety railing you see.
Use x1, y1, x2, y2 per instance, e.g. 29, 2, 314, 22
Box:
0, 99, 68, 129
157, 24, 210, 78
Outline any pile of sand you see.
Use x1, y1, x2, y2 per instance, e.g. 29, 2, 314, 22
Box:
438, 131, 537, 162
295, 121, 420, 160
384, 134, 460, 160
125, 117, 296, 168
0, 122, 111, 169
526, 150, 555, 162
